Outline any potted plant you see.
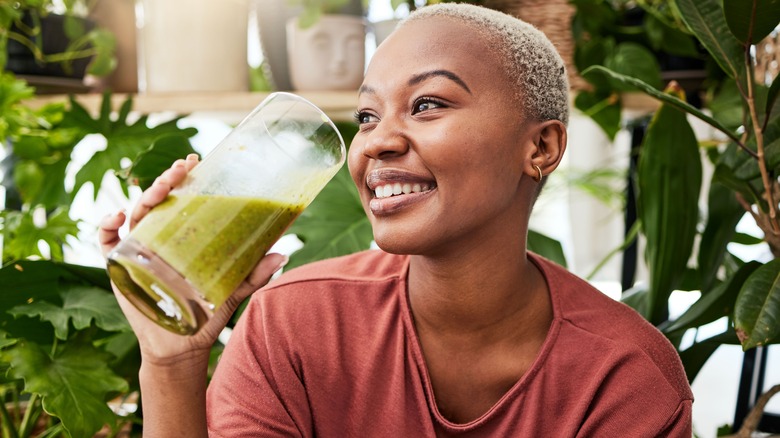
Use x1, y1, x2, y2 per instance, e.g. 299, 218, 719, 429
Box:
582, 0, 780, 433
1, 0, 116, 86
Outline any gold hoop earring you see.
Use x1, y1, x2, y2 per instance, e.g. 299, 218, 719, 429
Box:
533, 165, 543, 183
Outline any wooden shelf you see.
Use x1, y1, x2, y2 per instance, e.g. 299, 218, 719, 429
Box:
28, 90, 659, 124
28, 90, 360, 122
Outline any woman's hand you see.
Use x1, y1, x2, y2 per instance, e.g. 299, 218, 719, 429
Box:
99, 154, 288, 363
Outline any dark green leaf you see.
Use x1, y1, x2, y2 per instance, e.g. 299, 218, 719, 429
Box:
708, 80, 745, 131
605, 42, 663, 91
573, 91, 621, 140
9, 285, 129, 340
675, 0, 746, 79
734, 257, 780, 349
723, 0, 780, 44
698, 180, 746, 291
679, 330, 740, 381
1, 208, 80, 262
287, 165, 373, 269
66, 94, 198, 199
0, 339, 128, 438
116, 135, 198, 190
638, 88, 702, 325
0, 261, 111, 342
527, 229, 567, 268
732, 232, 763, 245
621, 284, 650, 320
667, 261, 761, 333
767, 73, 780, 121
582, 66, 740, 144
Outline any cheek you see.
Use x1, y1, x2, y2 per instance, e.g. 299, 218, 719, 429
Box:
347, 139, 365, 188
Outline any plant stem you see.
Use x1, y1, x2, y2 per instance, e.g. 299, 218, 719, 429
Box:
0, 401, 21, 438
18, 394, 40, 438
744, 50, 779, 233
734, 384, 780, 438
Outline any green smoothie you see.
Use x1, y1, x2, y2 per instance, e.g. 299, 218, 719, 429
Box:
128, 194, 304, 307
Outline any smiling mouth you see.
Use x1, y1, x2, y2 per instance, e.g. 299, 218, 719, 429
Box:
373, 182, 435, 199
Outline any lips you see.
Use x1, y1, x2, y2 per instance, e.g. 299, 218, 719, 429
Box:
366, 169, 437, 214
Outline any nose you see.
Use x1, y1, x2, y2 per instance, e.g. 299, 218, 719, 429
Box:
361, 117, 410, 160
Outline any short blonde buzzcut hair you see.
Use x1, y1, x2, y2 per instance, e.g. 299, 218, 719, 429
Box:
400, 3, 570, 126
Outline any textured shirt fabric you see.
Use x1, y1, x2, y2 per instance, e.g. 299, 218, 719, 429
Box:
207, 250, 693, 437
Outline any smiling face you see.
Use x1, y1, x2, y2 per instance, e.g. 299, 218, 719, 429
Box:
348, 17, 546, 256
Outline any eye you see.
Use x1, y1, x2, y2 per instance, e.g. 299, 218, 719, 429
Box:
412, 97, 446, 115
354, 110, 378, 125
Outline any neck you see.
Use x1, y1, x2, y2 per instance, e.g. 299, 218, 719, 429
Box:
407, 234, 551, 342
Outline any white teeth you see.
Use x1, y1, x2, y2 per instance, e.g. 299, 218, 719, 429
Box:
373, 182, 434, 198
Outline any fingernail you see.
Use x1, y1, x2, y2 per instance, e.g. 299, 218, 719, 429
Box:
277, 255, 290, 271
173, 159, 186, 167
187, 153, 199, 161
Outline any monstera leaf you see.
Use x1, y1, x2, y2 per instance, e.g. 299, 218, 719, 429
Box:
287, 165, 373, 269
65, 92, 198, 198
0, 338, 128, 438
10, 284, 129, 340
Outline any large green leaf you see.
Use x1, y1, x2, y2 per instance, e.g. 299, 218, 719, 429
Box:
9, 285, 129, 340
0, 339, 128, 438
698, 180, 746, 292
734, 258, 780, 349
287, 165, 373, 269
667, 261, 761, 333
0, 261, 111, 343
767, 74, 780, 120
1, 207, 80, 263
573, 91, 621, 140
675, 0, 745, 79
66, 93, 197, 199
637, 87, 702, 325
723, 0, 780, 44
527, 229, 567, 268
115, 134, 199, 191
679, 330, 740, 382
604, 42, 663, 91
582, 66, 741, 145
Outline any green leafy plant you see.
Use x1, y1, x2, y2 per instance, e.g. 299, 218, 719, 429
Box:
0, 73, 198, 436
0, 0, 116, 77
581, 0, 780, 420
571, 0, 707, 139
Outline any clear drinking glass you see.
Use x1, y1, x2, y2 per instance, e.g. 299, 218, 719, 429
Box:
107, 92, 346, 335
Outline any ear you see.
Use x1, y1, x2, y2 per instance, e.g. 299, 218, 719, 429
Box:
524, 120, 567, 181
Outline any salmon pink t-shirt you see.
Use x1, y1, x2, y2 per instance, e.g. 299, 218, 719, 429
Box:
207, 250, 693, 437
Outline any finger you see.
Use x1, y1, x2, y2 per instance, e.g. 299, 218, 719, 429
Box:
99, 210, 127, 256
184, 153, 200, 172
129, 161, 189, 229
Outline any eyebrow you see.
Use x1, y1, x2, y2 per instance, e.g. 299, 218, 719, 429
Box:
408, 69, 471, 94
358, 69, 472, 96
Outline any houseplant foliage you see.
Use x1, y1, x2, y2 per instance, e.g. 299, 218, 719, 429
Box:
0, 0, 116, 77
571, 0, 705, 140
0, 71, 198, 436
582, 0, 780, 381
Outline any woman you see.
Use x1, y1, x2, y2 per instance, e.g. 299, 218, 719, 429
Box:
100, 4, 693, 436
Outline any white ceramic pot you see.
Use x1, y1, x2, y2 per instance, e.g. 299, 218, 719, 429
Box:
137, 0, 249, 93
286, 15, 366, 91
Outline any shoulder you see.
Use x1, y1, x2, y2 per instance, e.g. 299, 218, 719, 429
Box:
267, 249, 409, 289
531, 253, 692, 401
